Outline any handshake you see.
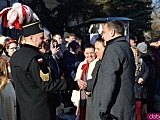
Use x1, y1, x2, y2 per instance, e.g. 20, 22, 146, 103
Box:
76, 79, 87, 90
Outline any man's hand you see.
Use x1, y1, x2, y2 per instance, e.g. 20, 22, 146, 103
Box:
76, 79, 87, 90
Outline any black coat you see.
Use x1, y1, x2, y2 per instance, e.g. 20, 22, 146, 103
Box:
62, 50, 83, 80
11, 44, 78, 120
141, 53, 155, 111
134, 58, 150, 99
43, 53, 62, 120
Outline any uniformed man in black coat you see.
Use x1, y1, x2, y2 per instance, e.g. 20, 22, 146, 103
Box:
10, 20, 86, 120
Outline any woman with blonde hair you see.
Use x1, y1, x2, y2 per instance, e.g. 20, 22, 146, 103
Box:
18, 35, 25, 48
0, 58, 16, 120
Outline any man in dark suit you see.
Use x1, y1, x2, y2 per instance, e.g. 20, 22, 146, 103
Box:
10, 20, 86, 120
79, 20, 136, 120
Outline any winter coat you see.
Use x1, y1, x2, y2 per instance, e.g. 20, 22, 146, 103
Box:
86, 36, 136, 120
134, 57, 150, 99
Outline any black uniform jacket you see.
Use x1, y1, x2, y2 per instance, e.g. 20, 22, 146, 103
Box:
10, 44, 78, 120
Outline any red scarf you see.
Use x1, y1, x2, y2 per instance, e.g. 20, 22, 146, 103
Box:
81, 62, 89, 81
79, 62, 89, 120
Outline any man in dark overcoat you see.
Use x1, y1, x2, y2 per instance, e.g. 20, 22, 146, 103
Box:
84, 20, 136, 120
10, 20, 86, 120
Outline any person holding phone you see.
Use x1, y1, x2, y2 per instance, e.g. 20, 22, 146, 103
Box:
52, 34, 63, 58
52, 34, 64, 80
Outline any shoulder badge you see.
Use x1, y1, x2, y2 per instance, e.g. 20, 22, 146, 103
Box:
40, 67, 51, 81
38, 58, 43, 63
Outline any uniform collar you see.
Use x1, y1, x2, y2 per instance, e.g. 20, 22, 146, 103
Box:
23, 44, 39, 51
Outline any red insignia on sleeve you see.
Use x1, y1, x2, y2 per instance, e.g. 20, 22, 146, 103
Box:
38, 58, 43, 63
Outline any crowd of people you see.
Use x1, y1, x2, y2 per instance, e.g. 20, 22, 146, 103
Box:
129, 35, 160, 120
0, 19, 160, 120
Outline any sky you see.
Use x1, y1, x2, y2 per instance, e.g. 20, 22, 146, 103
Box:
152, 0, 160, 6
